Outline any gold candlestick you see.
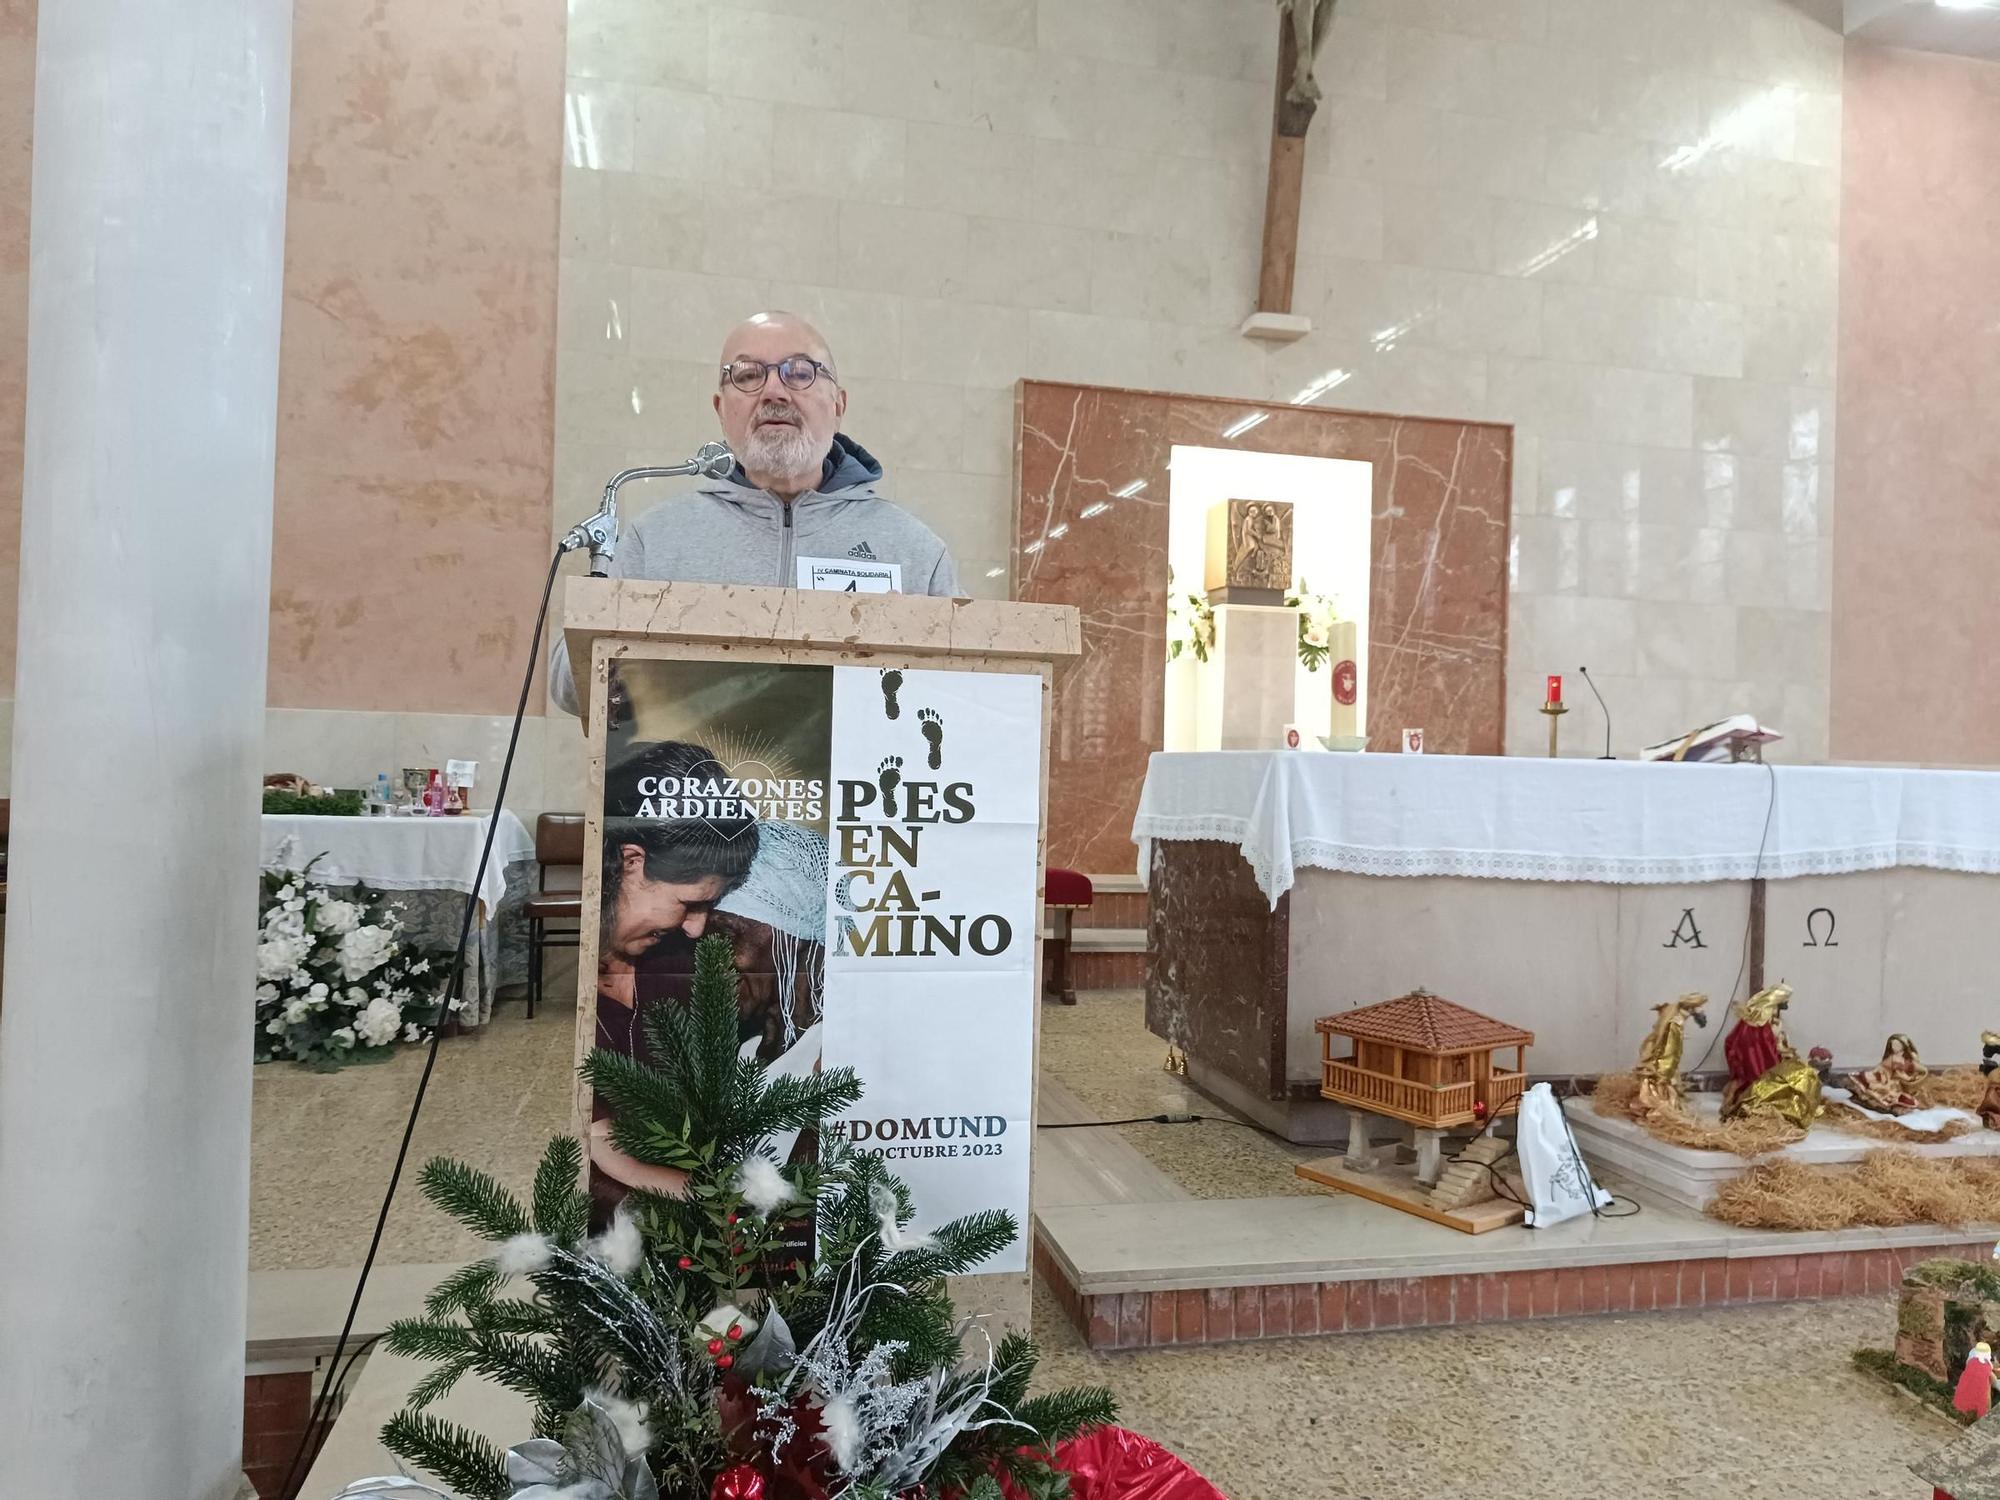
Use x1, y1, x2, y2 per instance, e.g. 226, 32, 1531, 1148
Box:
1542, 700, 1567, 758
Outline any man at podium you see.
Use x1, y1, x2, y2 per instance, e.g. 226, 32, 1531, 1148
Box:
550, 310, 960, 715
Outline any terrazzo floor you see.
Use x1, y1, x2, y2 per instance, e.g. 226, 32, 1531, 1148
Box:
250, 999, 573, 1271
1037, 991, 1327, 1198
253, 993, 1963, 1498
1027, 1288, 1946, 1499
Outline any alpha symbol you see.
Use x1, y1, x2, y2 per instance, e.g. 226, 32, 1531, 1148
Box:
1662, 908, 1707, 949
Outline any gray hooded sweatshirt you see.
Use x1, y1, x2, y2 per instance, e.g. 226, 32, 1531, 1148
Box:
550, 434, 959, 715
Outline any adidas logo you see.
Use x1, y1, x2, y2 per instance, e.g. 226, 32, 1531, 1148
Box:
846, 541, 879, 560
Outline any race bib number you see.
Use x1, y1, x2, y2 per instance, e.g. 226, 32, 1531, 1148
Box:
798, 557, 902, 593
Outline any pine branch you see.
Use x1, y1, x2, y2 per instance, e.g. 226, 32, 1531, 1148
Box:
582, 1050, 706, 1169
418, 1158, 531, 1241
531, 1134, 590, 1244
468, 1296, 558, 1336
986, 1333, 1037, 1412
382, 1316, 481, 1364
1015, 1385, 1118, 1445
424, 1260, 502, 1318
755, 1067, 865, 1137
380, 1410, 510, 1500
404, 1355, 472, 1413
881, 1208, 1017, 1283
461, 1330, 585, 1412
632, 936, 742, 1124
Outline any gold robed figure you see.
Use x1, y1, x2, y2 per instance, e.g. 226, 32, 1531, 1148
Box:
1722, 983, 1826, 1130
1632, 992, 1710, 1116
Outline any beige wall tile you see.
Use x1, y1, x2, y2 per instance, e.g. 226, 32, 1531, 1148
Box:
706, 8, 846, 109
963, 218, 1101, 312
568, 0, 707, 90
836, 202, 970, 298
909, 0, 1036, 50
900, 299, 1029, 389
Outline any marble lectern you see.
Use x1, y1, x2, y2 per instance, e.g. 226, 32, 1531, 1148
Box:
562, 578, 1079, 1333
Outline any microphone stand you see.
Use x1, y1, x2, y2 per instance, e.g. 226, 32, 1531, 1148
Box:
1579, 665, 1615, 759
560, 441, 733, 576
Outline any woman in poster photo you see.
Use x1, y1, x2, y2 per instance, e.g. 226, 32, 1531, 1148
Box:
591, 773, 829, 1210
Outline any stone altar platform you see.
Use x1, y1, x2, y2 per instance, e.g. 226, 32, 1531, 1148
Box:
1564, 1094, 2000, 1210
1034, 1171, 2000, 1352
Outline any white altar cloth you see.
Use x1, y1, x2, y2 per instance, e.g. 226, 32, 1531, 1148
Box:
261, 811, 535, 914
1133, 752, 2000, 906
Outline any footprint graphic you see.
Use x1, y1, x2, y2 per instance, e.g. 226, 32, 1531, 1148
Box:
879, 669, 904, 721
917, 707, 945, 770
877, 755, 904, 818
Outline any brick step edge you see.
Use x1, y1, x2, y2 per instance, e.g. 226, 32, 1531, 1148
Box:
1034, 1235, 1991, 1351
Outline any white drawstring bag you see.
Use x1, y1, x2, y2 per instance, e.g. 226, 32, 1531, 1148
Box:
1516, 1082, 1611, 1228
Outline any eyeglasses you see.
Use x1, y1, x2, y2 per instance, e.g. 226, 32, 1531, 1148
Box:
720, 355, 836, 394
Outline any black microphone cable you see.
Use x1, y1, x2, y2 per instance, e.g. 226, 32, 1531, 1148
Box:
1578, 665, 1614, 759
276, 544, 568, 1500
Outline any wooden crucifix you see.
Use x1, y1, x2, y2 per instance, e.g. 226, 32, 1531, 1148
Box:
1254, 0, 1337, 325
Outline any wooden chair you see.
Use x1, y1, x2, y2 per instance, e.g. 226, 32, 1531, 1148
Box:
523, 813, 584, 1017
1043, 867, 1093, 1006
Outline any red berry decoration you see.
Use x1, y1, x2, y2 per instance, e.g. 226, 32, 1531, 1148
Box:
727, 1322, 743, 1340
677, 1256, 694, 1269
710, 1465, 765, 1500
727, 1212, 740, 1225
717, 1353, 734, 1370
707, 1338, 724, 1356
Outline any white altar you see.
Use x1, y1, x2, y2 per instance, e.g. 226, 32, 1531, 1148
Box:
1135, 752, 2000, 1134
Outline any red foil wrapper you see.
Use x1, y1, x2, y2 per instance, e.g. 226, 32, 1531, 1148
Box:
1001, 1427, 1225, 1500
712, 1464, 768, 1500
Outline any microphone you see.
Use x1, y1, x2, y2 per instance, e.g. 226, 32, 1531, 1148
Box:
561, 441, 734, 576
1579, 665, 1614, 759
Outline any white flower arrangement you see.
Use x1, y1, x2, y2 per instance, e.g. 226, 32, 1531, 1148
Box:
254, 856, 456, 1069
1286, 577, 1344, 671
1164, 566, 1217, 665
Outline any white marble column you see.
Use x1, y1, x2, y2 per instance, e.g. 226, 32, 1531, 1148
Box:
0, 3, 291, 1497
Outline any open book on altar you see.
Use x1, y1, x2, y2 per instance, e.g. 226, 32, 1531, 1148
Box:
1640, 713, 1784, 763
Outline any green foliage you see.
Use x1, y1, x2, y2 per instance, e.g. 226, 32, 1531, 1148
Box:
929, 1334, 1115, 1500
385, 932, 1114, 1499
418, 1158, 532, 1242
263, 788, 365, 816
532, 1133, 591, 1244
380, 1411, 509, 1500
1909, 1256, 2000, 1302
1851, 1346, 1976, 1425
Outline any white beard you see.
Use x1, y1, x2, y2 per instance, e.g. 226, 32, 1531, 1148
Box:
744, 421, 821, 485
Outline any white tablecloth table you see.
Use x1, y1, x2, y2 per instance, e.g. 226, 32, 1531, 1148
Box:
1134, 752, 2000, 906
1132, 752, 2000, 1123
261, 811, 538, 1024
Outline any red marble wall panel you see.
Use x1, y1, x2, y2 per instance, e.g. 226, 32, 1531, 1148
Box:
1016, 382, 1512, 873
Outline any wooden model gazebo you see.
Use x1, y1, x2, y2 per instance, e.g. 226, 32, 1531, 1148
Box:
1298, 989, 1538, 1234
1315, 987, 1534, 1130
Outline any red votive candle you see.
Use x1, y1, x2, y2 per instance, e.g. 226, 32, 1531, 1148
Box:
1546, 674, 1563, 707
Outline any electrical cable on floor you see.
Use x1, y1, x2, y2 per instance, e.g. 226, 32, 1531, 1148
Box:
1039, 1111, 1296, 1143
276, 547, 566, 1500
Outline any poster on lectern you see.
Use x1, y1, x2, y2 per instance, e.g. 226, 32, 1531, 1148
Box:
588, 657, 1042, 1271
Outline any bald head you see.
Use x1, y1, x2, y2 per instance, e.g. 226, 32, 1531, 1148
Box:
713, 310, 847, 501
721, 310, 835, 371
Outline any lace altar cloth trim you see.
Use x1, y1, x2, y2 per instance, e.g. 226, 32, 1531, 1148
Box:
1131, 752, 2000, 907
